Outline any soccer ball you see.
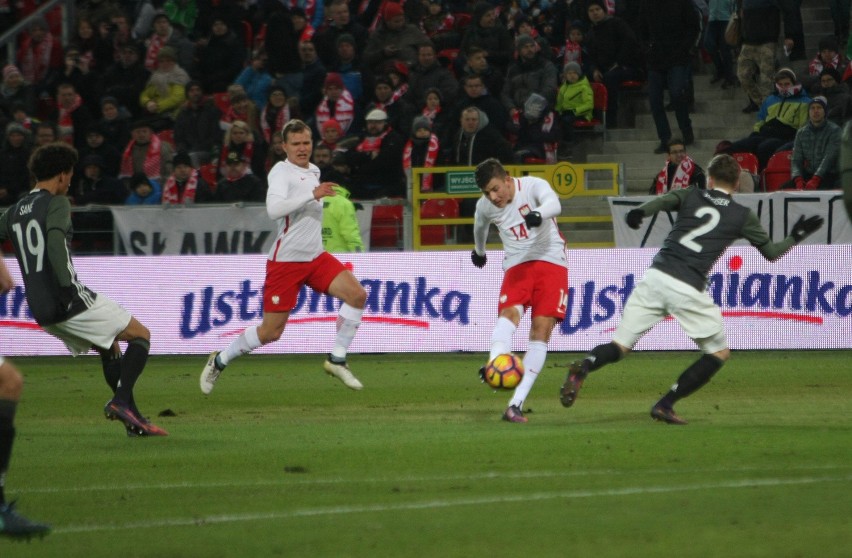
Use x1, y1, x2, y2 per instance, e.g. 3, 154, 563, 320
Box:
482, 353, 524, 390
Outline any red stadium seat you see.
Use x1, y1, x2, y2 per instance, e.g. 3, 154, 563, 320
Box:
212, 92, 231, 115
420, 198, 459, 246
370, 204, 404, 249
762, 150, 792, 192
453, 12, 472, 32
199, 163, 218, 190
732, 152, 759, 174
157, 128, 175, 148
573, 82, 608, 141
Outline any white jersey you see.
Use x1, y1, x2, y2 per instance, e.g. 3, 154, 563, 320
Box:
473, 176, 566, 270
266, 159, 325, 262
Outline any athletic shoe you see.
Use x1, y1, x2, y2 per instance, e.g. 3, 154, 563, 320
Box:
104, 399, 169, 436
650, 404, 688, 425
323, 358, 364, 390
502, 405, 528, 423
559, 362, 587, 408
0, 501, 50, 540
478, 366, 486, 382
200, 351, 223, 395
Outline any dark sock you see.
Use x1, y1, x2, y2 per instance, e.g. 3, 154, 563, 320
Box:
582, 342, 623, 373
658, 354, 724, 408
101, 349, 122, 393
115, 339, 150, 410
328, 353, 345, 364
0, 399, 18, 505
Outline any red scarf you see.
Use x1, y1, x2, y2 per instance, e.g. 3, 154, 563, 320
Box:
403, 133, 439, 192
120, 134, 163, 179
374, 84, 408, 112
261, 103, 290, 142
356, 127, 390, 153
563, 40, 581, 65
145, 32, 167, 70
542, 112, 557, 164
19, 32, 53, 84
57, 94, 83, 145
315, 90, 355, 133
655, 156, 696, 195
162, 169, 199, 204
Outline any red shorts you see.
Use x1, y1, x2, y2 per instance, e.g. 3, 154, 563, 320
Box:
499, 260, 568, 321
263, 252, 348, 312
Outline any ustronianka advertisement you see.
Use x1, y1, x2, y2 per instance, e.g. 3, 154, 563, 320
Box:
1, 246, 850, 356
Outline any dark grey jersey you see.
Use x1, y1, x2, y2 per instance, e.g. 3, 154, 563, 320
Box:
0, 189, 96, 325
639, 187, 796, 291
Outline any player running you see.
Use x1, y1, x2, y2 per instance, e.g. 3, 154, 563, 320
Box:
0, 143, 167, 437
200, 119, 366, 394
560, 153, 824, 424
471, 158, 569, 423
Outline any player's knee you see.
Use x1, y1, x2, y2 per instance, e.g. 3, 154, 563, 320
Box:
0, 362, 24, 400
712, 348, 731, 362
348, 285, 367, 309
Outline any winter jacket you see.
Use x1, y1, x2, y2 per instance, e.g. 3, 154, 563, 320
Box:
555, 77, 594, 121
792, 119, 842, 180
753, 89, 812, 140
638, 0, 702, 70
584, 15, 644, 75
501, 53, 559, 111
322, 184, 364, 253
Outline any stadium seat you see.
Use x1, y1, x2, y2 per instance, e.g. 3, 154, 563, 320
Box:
255, 23, 267, 49
212, 92, 231, 115
732, 152, 759, 175
453, 12, 472, 32
199, 163, 218, 190
573, 82, 608, 141
437, 48, 460, 69
762, 150, 792, 192
420, 198, 460, 246
619, 80, 645, 90
370, 204, 404, 249
157, 128, 175, 148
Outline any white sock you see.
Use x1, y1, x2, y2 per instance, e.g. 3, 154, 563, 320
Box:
509, 341, 547, 408
331, 303, 363, 361
219, 325, 262, 367
489, 317, 517, 361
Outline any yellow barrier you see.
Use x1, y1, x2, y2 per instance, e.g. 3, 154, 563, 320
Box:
410, 163, 622, 250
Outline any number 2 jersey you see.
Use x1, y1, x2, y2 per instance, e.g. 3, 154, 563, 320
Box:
639, 187, 797, 291
473, 176, 567, 270
0, 189, 96, 325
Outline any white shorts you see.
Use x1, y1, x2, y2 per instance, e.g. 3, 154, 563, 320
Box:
42, 295, 132, 356
613, 268, 727, 354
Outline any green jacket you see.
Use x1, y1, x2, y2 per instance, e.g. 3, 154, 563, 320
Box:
322, 184, 364, 253
555, 77, 594, 121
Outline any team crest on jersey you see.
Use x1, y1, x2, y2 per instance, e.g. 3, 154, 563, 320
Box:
500, 294, 508, 303
519, 204, 532, 216
272, 295, 280, 304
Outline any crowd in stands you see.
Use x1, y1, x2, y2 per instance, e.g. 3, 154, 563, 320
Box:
0, 0, 849, 211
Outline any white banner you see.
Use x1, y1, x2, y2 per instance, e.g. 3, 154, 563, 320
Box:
609, 191, 852, 247
2, 247, 850, 355
110, 204, 374, 255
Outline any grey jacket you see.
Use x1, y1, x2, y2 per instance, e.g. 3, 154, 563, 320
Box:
792, 119, 841, 179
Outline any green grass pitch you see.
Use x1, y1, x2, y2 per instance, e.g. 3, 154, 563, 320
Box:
4, 350, 851, 557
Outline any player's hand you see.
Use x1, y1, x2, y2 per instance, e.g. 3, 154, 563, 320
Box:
0, 262, 14, 293
791, 215, 823, 242
524, 211, 542, 228
794, 176, 806, 190
626, 209, 645, 229
471, 250, 487, 268
314, 182, 337, 199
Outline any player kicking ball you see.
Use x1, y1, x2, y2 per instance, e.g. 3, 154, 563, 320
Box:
200, 119, 366, 394
0, 143, 167, 437
471, 158, 569, 423
560, 153, 824, 424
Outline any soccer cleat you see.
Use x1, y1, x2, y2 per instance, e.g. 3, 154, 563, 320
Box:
502, 405, 528, 423
0, 501, 51, 540
478, 366, 486, 383
323, 358, 364, 390
104, 399, 169, 436
559, 361, 587, 408
200, 351, 223, 395
650, 404, 688, 425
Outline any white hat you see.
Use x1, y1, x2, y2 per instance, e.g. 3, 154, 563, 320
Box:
365, 108, 388, 121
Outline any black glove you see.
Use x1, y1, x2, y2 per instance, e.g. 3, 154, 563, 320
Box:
626, 209, 645, 229
524, 211, 542, 228
790, 215, 824, 243
471, 250, 487, 268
